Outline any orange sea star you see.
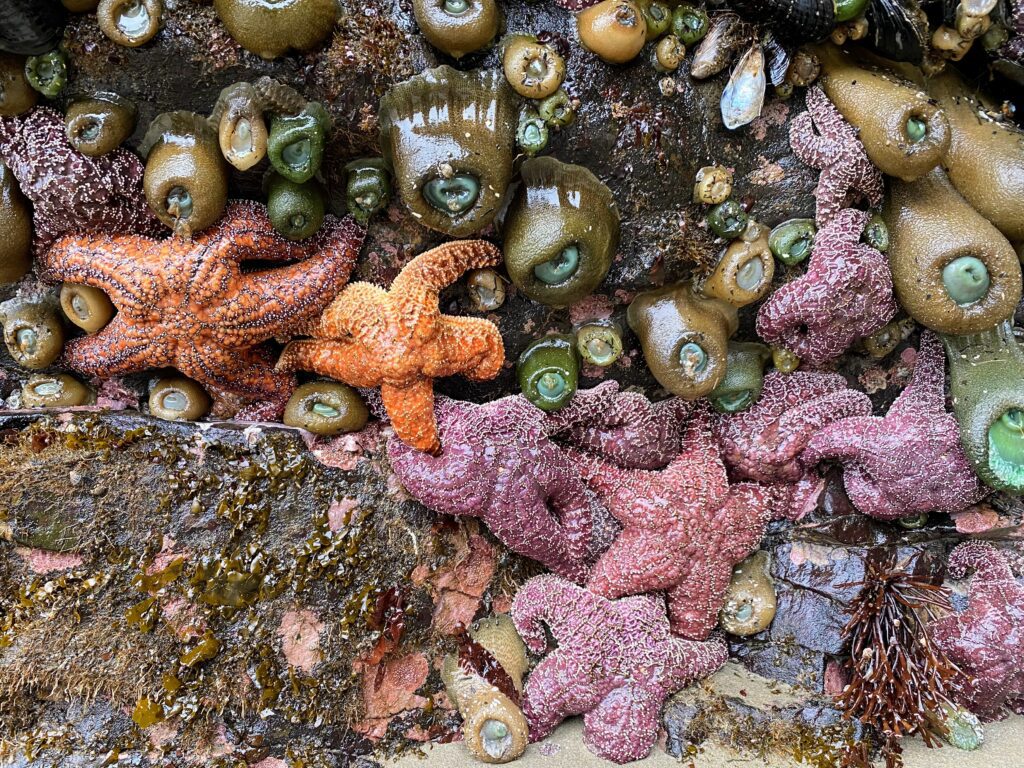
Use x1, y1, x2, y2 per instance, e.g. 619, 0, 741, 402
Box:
277, 240, 505, 453
38, 201, 365, 417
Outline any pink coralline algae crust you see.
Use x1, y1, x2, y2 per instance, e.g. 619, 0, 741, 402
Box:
789, 86, 884, 226
570, 403, 813, 640
756, 208, 897, 366
803, 333, 986, 520
387, 385, 623, 582
929, 541, 1024, 721
556, 381, 692, 469
0, 107, 162, 254
511, 574, 728, 764
713, 369, 872, 483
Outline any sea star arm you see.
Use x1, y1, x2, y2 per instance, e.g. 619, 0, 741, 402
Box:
788, 110, 831, 169
381, 379, 440, 454
665, 559, 734, 640
276, 339, 379, 388
801, 418, 872, 468
541, 379, 621, 435
582, 685, 662, 763
665, 635, 729, 692
61, 318, 164, 377
522, 654, 603, 742
426, 315, 504, 381
177, 342, 295, 405
205, 201, 366, 264
588, 527, 681, 599
216, 244, 361, 341
888, 331, 947, 418
38, 234, 168, 312
389, 241, 503, 338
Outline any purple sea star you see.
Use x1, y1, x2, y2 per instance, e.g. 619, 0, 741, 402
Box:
386, 384, 622, 582
0, 107, 162, 255
568, 402, 815, 639
803, 333, 987, 520
756, 208, 898, 367
554, 381, 692, 469
713, 370, 872, 484
929, 541, 1024, 721
511, 574, 728, 763
789, 85, 884, 226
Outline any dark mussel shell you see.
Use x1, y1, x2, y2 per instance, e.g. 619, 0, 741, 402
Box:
864, 0, 930, 63
0, 0, 66, 56
762, 30, 790, 87
730, 0, 834, 45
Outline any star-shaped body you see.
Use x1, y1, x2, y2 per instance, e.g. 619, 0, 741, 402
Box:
554, 382, 692, 470
387, 384, 621, 581
756, 208, 897, 366
790, 86, 884, 226
714, 370, 872, 483
39, 201, 364, 415
929, 541, 1024, 720
570, 402, 811, 639
511, 574, 728, 764
0, 107, 162, 254
803, 333, 986, 520
278, 241, 504, 453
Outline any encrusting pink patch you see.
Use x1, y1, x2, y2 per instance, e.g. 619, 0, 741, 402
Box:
15, 547, 84, 573
277, 608, 325, 671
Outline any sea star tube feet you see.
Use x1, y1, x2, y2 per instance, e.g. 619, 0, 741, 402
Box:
510, 574, 728, 763
803, 332, 987, 520
756, 208, 897, 366
38, 200, 364, 416
929, 541, 1024, 721
278, 240, 505, 454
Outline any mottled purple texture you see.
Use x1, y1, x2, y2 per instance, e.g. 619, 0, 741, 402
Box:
0, 107, 162, 254
556, 382, 691, 469
790, 86, 884, 226
570, 403, 815, 640
756, 208, 897, 366
803, 333, 986, 520
387, 384, 622, 582
713, 370, 872, 483
511, 574, 728, 764
930, 541, 1024, 721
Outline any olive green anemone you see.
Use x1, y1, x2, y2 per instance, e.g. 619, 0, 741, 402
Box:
283, 381, 369, 435
517, 334, 579, 412
379, 66, 517, 238
502, 157, 620, 307
942, 321, 1024, 494
709, 341, 770, 414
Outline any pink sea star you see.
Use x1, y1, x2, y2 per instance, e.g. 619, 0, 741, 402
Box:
713, 370, 872, 484
569, 402, 815, 640
789, 85, 884, 226
803, 333, 986, 520
386, 384, 622, 582
0, 107, 162, 254
511, 574, 728, 763
929, 541, 1024, 720
554, 382, 692, 469
756, 208, 897, 366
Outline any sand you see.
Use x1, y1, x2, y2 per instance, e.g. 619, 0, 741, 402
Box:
388, 716, 1024, 767
387, 663, 1024, 768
